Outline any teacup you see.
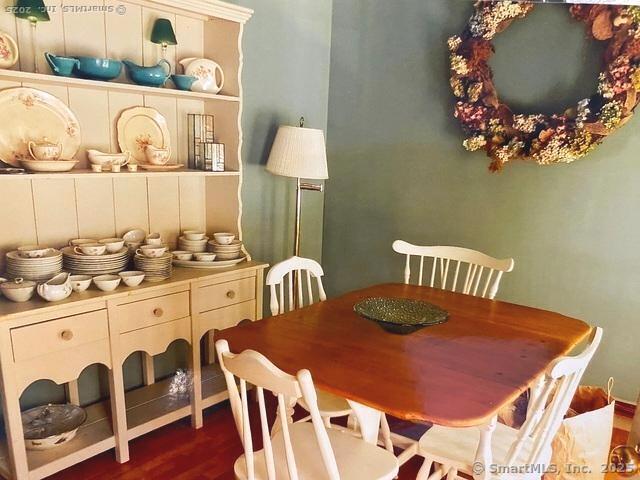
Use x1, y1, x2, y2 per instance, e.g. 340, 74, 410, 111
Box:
136, 245, 167, 258
28, 139, 62, 161
145, 145, 171, 165
194, 252, 216, 262
145, 233, 163, 246
93, 274, 121, 292
172, 250, 193, 261
17, 245, 52, 258
69, 238, 96, 246
119, 271, 145, 287
99, 237, 125, 253
74, 243, 107, 256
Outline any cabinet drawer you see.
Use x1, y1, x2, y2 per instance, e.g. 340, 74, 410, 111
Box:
114, 291, 190, 333
198, 276, 256, 313
11, 310, 108, 362
198, 300, 256, 338
119, 317, 191, 359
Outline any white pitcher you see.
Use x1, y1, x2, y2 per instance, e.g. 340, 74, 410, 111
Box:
179, 57, 225, 94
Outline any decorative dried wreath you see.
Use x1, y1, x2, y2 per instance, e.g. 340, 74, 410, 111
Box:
449, 1, 640, 171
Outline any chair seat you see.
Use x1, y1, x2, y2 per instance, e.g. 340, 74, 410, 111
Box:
234, 422, 398, 480
298, 388, 352, 418
418, 422, 551, 480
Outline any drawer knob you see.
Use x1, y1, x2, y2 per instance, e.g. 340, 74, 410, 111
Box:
226, 290, 236, 299
60, 330, 74, 341
153, 308, 164, 317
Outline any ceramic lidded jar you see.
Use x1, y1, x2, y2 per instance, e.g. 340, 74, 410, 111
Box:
1, 278, 36, 302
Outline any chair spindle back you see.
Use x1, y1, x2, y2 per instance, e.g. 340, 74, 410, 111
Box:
266, 256, 327, 315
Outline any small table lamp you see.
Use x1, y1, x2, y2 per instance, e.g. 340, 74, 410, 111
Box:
266, 117, 328, 258
151, 18, 177, 62
14, 0, 50, 73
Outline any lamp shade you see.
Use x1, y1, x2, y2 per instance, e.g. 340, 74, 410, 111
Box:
150, 18, 177, 46
266, 126, 328, 180
14, 0, 50, 22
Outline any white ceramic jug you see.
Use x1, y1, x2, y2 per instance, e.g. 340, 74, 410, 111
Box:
179, 57, 224, 94
37, 273, 72, 302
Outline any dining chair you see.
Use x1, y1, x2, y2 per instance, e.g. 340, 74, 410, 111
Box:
216, 339, 399, 480
266, 257, 353, 420
414, 327, 603, 480
392, 240, 515, 300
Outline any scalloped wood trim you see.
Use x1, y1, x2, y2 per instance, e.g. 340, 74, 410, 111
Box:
133, 0, 253, 23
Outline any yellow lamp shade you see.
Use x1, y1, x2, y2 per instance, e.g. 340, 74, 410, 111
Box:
266, 125, 328, 180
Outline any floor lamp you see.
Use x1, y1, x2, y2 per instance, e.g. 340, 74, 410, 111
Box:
266, 118, 328, 305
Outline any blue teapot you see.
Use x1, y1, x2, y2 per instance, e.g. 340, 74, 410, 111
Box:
123, 59, 171, 88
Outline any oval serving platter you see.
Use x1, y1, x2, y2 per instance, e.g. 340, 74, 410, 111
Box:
354, 297, 449, 334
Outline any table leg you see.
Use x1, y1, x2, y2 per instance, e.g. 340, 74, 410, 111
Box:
473, 416, 497, 480
347, 400, 382, 445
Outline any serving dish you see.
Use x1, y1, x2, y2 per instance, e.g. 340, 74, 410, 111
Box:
19, 159, 79, 173
0, 278, 36, 302
123, 59, 171, 87
172, 256, 247, 269
353, 297, 449, 334
0, 88, 81, 167
37, 273, 72, 302
74, 56, 122, 81
44, 52, 79, 77
116, 107, 170, 164
22, 404, 87, 450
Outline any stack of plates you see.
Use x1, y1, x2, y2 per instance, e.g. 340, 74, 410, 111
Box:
5, 250, 63, 281
134, 253, 172, 282
208, 240, 243, 260
62, 247, 130, 275
178, 236, 209, 253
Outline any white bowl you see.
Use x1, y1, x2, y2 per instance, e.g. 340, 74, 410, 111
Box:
1, 278, 36, 302
93, 274, 121, 292
69, 275, 92, 292
17, 245, 52, 258
145, 233, 163, 246
172, 251, 193, 261
99, 238, 125, 253
213, 232, 235, 245
194, 253, 216, 262
119, 271, 145, 287
123, 229, 146, 243
73, 243, 107, 256
183, 230, 206, 241
69, 238, 97, 247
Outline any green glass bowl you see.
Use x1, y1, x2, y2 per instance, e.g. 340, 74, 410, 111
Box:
354, 297, 449, 334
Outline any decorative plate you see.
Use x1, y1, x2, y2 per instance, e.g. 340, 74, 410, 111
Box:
173, 256, 247, 269
22, 404, 86, 450
116, 106, 170, 165
0, 88, 82, 167
182, 58, 225, 94
19, 159, 78, 173
354, 297, 449, 334
0, 31, 19, 69
138, 163, 184, 171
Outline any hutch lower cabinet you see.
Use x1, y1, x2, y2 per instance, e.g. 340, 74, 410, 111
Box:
0, 262, 267, 479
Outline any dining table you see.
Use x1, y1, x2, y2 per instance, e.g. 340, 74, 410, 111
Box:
217, 283, 592, 479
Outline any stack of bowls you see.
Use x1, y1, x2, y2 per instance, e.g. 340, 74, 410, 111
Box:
208, 234, 243, 260
178, 230, 209, 253
5, 248, 63, 282
133, 252, 172, 282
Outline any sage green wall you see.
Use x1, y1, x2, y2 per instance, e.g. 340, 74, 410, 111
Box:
323, 1, 639, 401
18, 0, 333, 411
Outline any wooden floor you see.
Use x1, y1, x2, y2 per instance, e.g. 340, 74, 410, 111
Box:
48, 401, 630, 480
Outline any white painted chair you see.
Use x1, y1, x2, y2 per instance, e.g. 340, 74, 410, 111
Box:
392, 240, 515, 300
266, 256, 353, 424
414, 327, 603, 480
216, 339, 399, 480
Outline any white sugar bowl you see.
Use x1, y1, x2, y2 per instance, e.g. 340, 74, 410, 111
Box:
37, 273, 73, 302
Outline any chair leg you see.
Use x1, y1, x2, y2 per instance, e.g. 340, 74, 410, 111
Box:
446, 467, 458, 480
323, 416, 331, 428
380, 413, 394, 452
416, 459, 433, 480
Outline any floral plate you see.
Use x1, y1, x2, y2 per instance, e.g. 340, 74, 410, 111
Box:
116, 106, 170, 165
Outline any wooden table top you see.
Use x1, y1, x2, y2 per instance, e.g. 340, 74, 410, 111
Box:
218, 283, 592, 427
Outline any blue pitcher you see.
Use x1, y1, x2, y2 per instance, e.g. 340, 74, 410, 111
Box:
44, 52, 80, 77
123, 59, 171, 88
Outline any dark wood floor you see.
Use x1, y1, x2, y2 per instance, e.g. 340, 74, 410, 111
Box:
49, 401, 630, 480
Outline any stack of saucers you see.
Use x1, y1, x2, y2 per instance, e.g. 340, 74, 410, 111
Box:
207, 240, 243, 260
5, 250, 63, 282
177, 235, 209, 253
62, 247, 130, 275
134, 252, 172, 282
